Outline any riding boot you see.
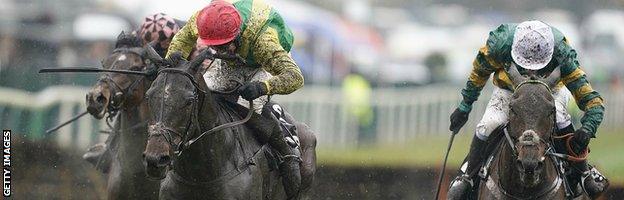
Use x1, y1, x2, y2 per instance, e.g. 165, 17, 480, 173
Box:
448, 135, 487, 200
568, 160, 609, 199
262, 106, 302, 200
83, 142, 112, 173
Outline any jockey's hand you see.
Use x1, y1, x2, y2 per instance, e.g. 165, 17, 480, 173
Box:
239, 81, 268, 101
571, 128, 591, 154
449, 108, 469, 133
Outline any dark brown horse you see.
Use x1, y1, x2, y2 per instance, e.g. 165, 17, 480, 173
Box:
85, 32, 160, 199
142, 49, 316, 199
477, 65, 577, 199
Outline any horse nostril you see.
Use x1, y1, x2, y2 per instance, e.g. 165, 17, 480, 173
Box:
96, 93, 106, 104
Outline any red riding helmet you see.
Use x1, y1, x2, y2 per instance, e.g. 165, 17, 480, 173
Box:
196, 0, 242, 46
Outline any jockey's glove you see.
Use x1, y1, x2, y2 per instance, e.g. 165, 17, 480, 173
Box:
449, 108, 469, 134
571, 128, 591, 155
239, 81, 268, 101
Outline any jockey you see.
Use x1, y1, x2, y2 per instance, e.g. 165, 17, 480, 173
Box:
165, 0, 304, 198
447, 21, 608, 199
82, 13, 184, 170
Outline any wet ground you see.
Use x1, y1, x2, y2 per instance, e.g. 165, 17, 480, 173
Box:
11, 136, 624, 199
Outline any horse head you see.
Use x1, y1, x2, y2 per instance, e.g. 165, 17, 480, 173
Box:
86, 31, 153, 119
506, 63, 560, 187
142, 48, 214, 180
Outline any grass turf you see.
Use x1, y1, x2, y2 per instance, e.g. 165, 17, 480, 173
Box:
318, 131, 624, 185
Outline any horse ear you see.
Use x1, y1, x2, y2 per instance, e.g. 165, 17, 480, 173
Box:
144, 42, 163, 63
189, 49, 212, 72
506, 62, 527, 87
117, 31, 125, 40
543, 66, 561, 89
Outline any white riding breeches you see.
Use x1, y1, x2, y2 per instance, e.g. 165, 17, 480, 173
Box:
202, 60, 271, 114
475, 87, 572, 140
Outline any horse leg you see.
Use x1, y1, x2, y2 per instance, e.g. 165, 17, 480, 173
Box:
293, 122, 316, 195
106, 157, 122, 200
281, 111, 317, 195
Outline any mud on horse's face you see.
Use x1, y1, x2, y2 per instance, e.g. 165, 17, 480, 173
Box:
506, 64, 560, 187
142, 50, 208, 180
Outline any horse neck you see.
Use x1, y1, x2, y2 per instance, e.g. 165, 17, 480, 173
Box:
172, 75, 241, 181
497, 141, 558, 197
116, 84, 150, 174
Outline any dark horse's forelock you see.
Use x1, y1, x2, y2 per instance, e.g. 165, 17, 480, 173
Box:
115, 31, 142, 48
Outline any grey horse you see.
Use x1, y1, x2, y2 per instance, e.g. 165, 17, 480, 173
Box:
142, 48, 316, 199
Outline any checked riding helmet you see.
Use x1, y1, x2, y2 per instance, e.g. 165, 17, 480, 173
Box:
511, 20, 555, 70
196, 0, 242, 46
138, 13, 181, 56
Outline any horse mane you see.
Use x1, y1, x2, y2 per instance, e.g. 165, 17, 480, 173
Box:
115, 31, 142, 49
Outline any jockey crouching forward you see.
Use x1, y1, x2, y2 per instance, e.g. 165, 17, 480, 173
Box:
447, 21, 608, 199
165, 0, 304, 198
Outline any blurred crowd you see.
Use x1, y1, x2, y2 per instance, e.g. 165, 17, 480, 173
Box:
1, 0, 623, 92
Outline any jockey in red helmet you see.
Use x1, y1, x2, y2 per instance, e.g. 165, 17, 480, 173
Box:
166, 0, 304, 198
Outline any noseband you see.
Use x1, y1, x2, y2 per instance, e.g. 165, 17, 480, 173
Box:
505, 78, 556, 157
493, 79, 567, 199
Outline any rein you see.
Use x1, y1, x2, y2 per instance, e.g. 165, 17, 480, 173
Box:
150, 67, 255, 157
492, 79, 563, 199
511, 78, 588, 163
491, 127, 564, 200
551, 133, 589, 162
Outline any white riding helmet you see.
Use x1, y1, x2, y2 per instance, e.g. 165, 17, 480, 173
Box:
511, 20, 555, 70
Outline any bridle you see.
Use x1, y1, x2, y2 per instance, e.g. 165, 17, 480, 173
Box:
493, 79, 567, 199
504, 78, 556, 158
147, 65, 255, 161
96, 47, 149, 116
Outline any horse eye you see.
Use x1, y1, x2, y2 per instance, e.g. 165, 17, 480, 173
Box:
184, 98, 194, 107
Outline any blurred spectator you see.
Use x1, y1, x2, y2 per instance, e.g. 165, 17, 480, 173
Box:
424, 52, 448, 84
342, 71, 374, 145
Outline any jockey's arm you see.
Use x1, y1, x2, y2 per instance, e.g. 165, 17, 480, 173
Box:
558, 39, 605, 137
166, 11, 200, 60
252, 27, 304, 95
459, 46, 499, 113
459, 25, 511, 113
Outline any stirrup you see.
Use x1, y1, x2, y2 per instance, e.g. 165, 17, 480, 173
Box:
450, 174, 474, 189
447, 174, 474, 200
581, 166, 608, 196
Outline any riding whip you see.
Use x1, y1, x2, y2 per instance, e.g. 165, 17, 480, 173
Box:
39, 67, 149, 75
45, 110, 89, 134
435, 130, 458, 200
